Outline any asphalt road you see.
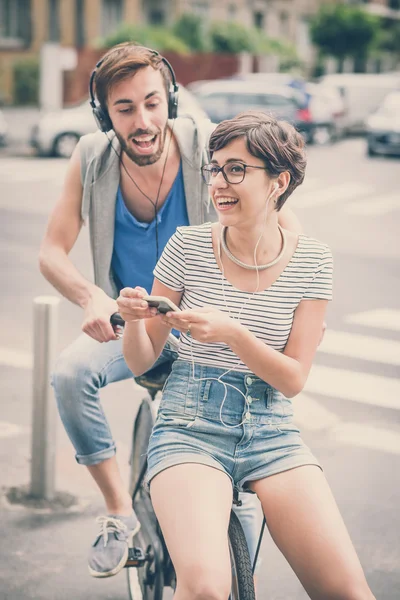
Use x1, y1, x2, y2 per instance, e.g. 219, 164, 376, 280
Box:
0, 137, 399, 599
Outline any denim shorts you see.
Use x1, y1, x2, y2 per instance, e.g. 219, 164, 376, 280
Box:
145, 360, 321, 492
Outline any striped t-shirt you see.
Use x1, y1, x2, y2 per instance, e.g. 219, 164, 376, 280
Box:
153, 223, 333, 372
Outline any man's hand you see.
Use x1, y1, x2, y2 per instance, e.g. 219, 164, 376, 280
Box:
82, 288, 120, 343
116, 287, 158, 324
161, 306, 235, 344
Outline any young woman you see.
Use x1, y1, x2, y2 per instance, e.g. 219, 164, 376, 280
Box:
117, 111, 375, 600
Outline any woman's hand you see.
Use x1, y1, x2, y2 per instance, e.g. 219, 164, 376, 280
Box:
161, 306, 238, 344
116, 287, 158, 323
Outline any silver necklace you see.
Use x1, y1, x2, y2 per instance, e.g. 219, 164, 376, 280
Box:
220, 224, 286, 271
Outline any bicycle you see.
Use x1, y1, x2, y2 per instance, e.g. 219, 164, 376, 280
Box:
110, 313, 261, 600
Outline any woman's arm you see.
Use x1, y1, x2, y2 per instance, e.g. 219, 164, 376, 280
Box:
117, 281, 182, 375
227, 299, 328, 397
163, 298, 327, 398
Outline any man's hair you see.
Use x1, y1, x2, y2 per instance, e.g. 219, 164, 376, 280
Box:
94, 43, 171, 110
208, 110, 307, 209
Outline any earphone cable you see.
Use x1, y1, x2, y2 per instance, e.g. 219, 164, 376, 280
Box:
106, 118, 175, 261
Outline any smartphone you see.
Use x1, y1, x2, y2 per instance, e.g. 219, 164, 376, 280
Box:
143, 295, 181, 314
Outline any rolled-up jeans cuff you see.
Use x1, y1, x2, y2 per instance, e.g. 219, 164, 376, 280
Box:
75, 443, 117, 466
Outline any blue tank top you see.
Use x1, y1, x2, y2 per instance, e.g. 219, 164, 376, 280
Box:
111, 161, 189, 293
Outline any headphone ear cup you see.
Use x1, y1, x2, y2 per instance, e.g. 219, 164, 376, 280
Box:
168, 88, 179, 120
92, 105, 113, 133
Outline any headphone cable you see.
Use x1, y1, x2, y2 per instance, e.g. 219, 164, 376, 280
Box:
107, 118, 176, 261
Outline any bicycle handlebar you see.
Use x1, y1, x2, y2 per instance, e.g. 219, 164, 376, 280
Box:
110, 312, 125, 328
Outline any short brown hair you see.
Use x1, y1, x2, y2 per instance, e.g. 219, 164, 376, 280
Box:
94, 43, 171, 111
209, 110, 306, 209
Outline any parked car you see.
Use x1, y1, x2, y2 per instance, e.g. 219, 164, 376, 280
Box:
305, 82, 347, 143
318, 73, 400, 134
365, 90, 400, 157
226, 72, 309, 106
0, 109, 8, 146
30, 84, 209, 158
189, 80, 316, 143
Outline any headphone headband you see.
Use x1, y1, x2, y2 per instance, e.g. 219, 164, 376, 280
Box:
89, 45, 179, 132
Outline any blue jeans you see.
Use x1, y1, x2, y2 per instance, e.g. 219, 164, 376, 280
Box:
52, 334, 261, 564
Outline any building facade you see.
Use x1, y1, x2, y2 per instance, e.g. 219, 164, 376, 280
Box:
0, 0, 399, 103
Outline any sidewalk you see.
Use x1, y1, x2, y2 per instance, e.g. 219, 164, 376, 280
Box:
0, 365, 144, 600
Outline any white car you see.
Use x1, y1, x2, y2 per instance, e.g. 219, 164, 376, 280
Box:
365, 90, 400, 157
30, 84, 209, 158
0, 109, 8, 146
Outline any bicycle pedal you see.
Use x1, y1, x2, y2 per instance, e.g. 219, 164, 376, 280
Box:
125, 546, 146, 567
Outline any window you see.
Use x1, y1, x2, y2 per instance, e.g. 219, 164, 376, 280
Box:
101, 0, 123, 37
75, 0, 85, 47
191, 1, 209, 17
280, 11, 289, 37
228, 3, 237, 20
0, 0, 32, 48
48, 0, 60, 42
253, 11, 264, 29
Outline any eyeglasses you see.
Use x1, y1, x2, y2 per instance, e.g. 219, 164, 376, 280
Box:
201, 162, 267, 186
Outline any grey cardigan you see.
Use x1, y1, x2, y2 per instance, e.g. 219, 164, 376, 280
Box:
78, 116, 216, 298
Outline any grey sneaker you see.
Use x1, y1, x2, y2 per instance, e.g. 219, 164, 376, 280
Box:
88, 513, 141, 578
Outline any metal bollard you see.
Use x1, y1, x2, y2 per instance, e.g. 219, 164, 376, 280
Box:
30, 296, 60, 500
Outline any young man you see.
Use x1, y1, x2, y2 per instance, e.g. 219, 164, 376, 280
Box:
39, 43, 304, 578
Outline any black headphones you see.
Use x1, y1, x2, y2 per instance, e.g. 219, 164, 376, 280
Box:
89, 46, 179, 133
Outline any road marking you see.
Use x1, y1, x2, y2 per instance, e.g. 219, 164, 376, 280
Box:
319, 330, 400, 366
330, 422, 400, 455
0, 159, 67, 184
294, 394, 340, 431
294, 182, 370, 209
0, 347, 32, 369
0, 422, 27, 439
345, 193, 400, 215
345, 309, 400, 332
304, 365, 399, 410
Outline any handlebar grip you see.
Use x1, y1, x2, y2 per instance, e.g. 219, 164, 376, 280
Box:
110, 312, 125, 328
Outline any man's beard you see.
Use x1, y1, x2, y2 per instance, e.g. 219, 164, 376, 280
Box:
114, 125, 168, 167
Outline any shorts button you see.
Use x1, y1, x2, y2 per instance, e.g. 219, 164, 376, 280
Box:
247, 396, 253, 404
245, 411, 251, 420
246, 376, 253, 386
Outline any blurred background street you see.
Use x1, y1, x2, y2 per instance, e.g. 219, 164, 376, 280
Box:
1, 0, 400, 598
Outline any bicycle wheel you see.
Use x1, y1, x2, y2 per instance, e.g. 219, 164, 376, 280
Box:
129, 398, 154, 496
228, 510, 256, 600
127, 398, 164, 600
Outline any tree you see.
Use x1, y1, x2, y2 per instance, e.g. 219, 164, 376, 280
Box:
172, 13, 210, 52
99, 24, 189, 54
310, 4, 380, 71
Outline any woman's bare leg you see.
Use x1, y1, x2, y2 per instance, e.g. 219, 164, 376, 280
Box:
150, 463, 233, 600
251, 465, 375, 600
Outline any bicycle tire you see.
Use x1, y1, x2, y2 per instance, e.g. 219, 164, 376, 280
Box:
129, 398, 154, 496
228, 510, 256, 600
127, 398, 164, 600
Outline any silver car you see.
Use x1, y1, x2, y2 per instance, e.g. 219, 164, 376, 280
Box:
30, 84, 209, 158
366, 90, 400, 157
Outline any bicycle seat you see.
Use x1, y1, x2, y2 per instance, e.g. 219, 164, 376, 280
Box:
134, 360, 173, 392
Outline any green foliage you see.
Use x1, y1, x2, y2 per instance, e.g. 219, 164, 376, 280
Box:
172, 13, 210, 52
310, 4, 380, 62
209, 21, 257, 54
376, 21, 400, 57
99, 24, 190, 54
13, 57, 39, 105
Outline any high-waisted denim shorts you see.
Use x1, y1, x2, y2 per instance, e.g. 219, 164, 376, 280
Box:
145, 360, 321, 492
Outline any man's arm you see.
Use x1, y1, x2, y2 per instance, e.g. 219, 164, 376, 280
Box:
39, 145, 118, 342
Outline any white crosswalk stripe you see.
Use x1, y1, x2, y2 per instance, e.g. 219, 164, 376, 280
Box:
290, 178, 399, 214
345, 308, 400, 332
295, 309, 400, 453
0, 158, 68, 183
